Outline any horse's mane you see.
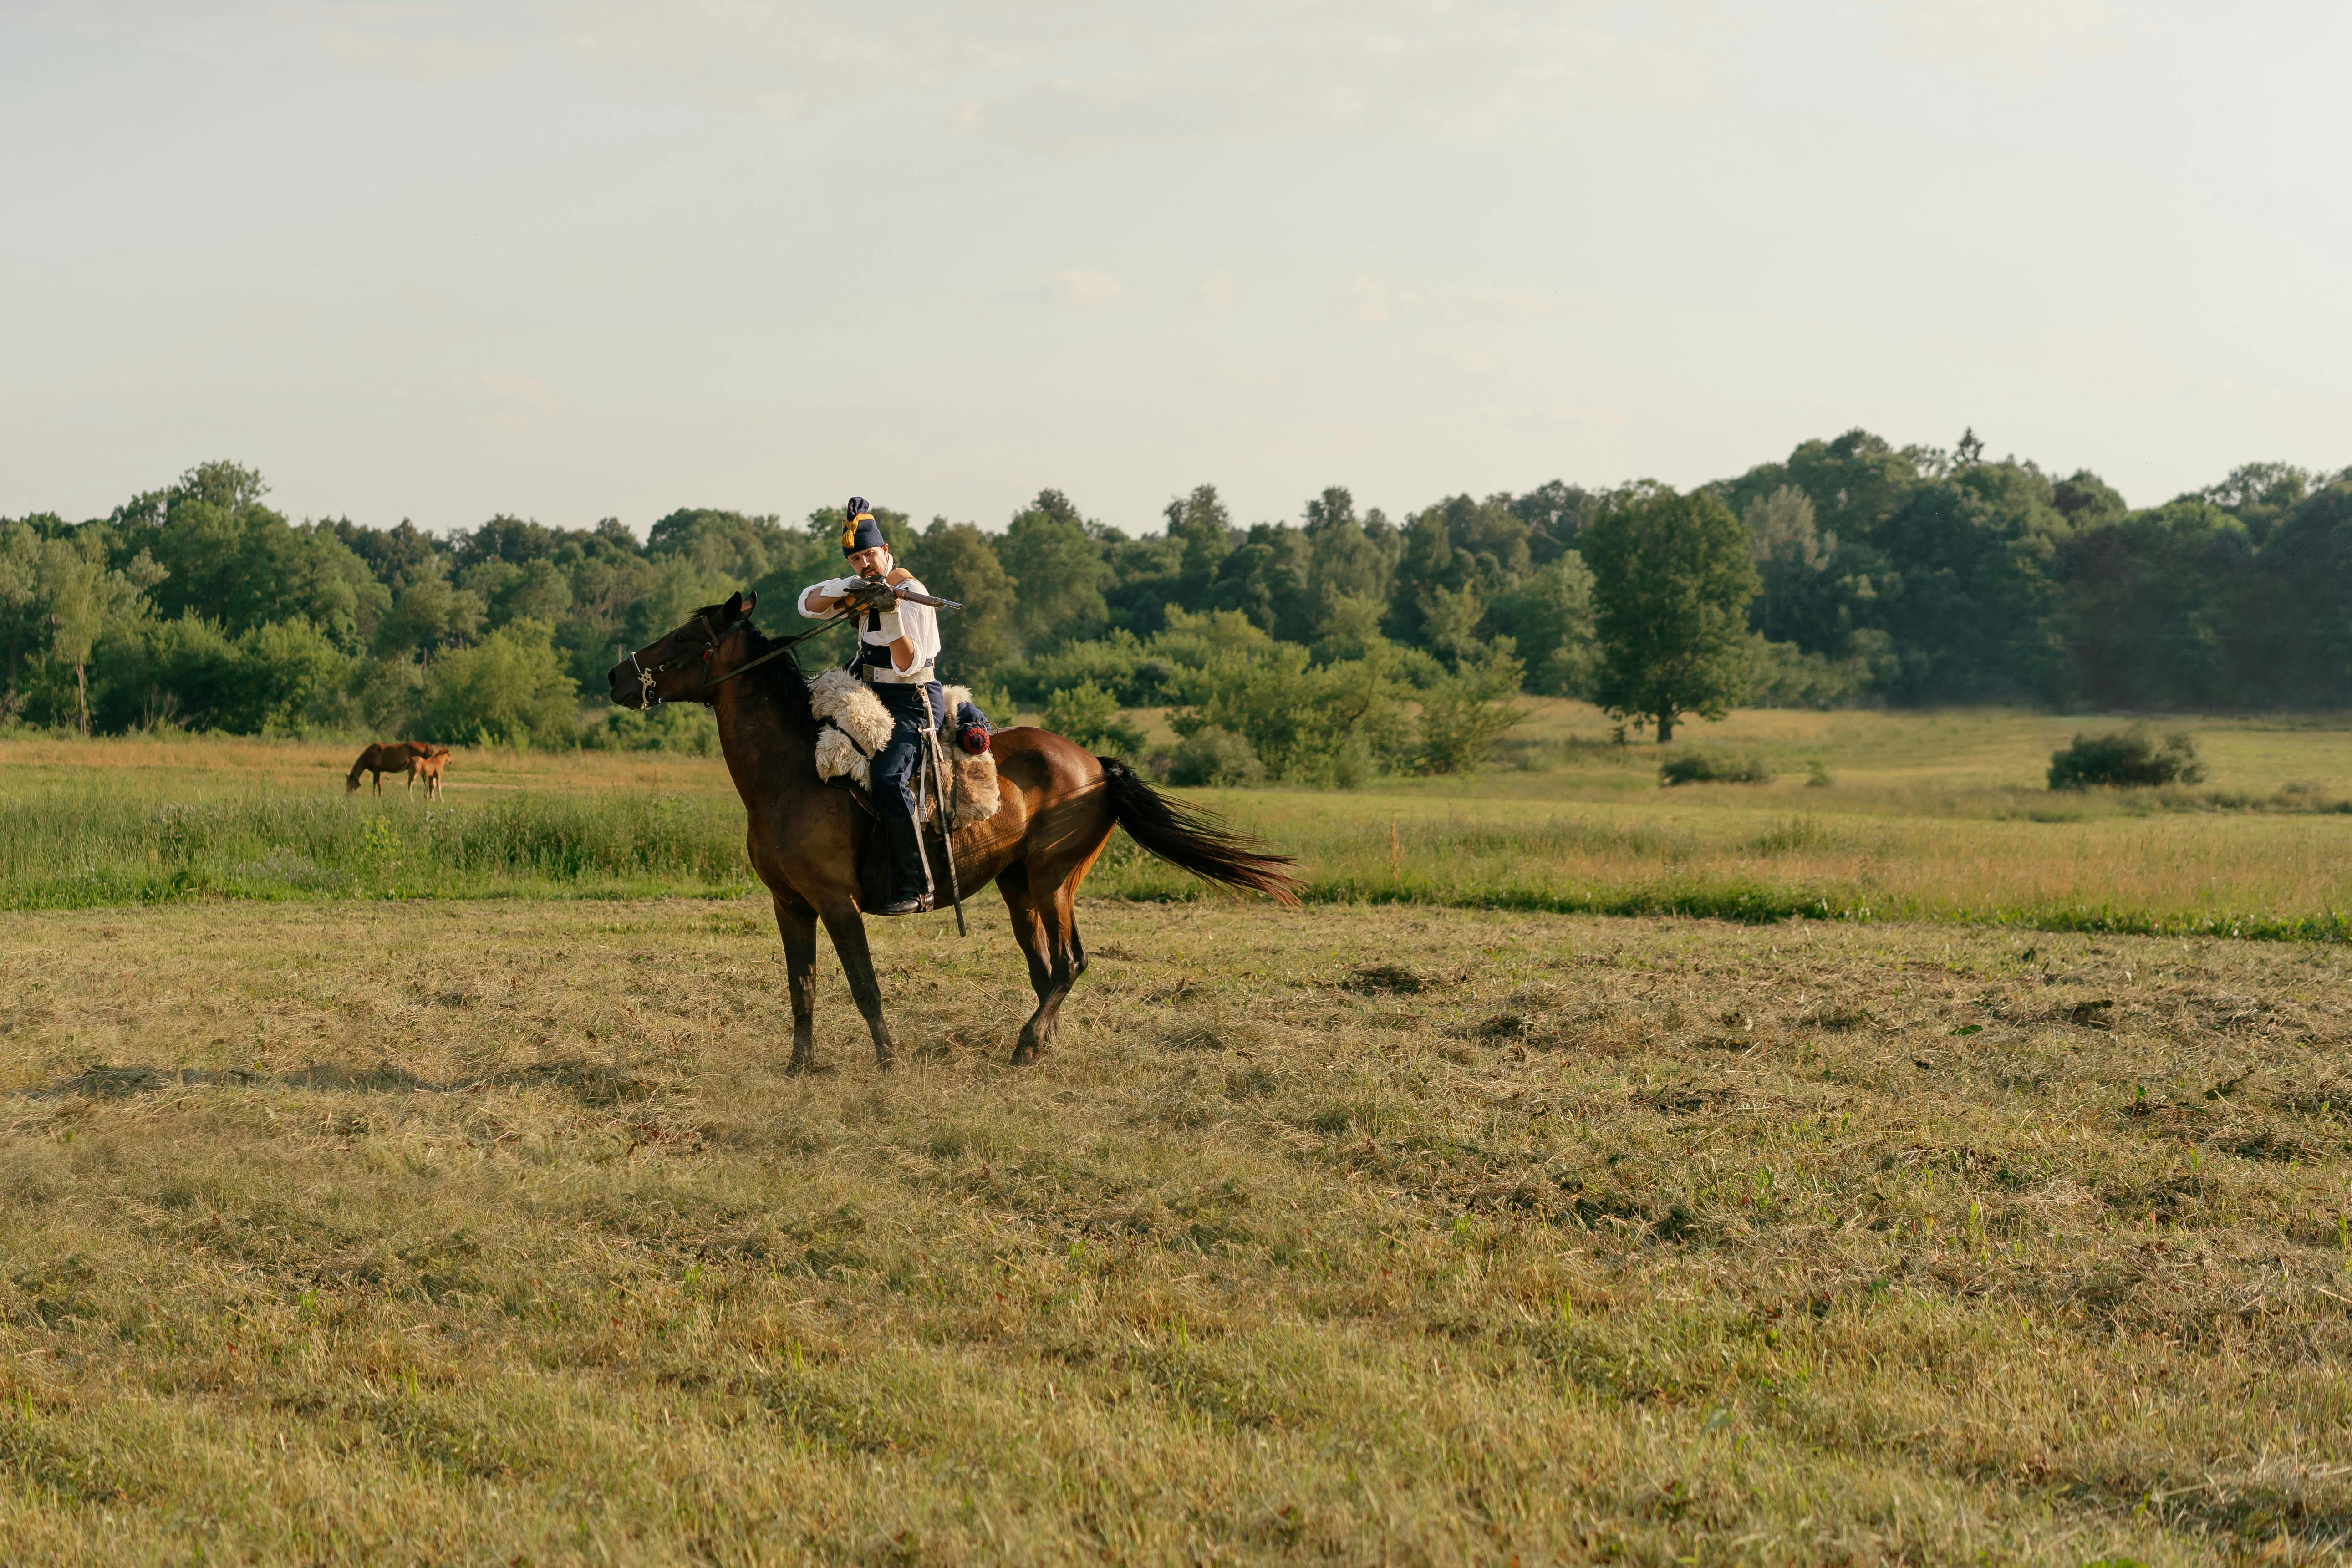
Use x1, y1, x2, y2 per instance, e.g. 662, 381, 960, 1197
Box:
703, 603, 821, 731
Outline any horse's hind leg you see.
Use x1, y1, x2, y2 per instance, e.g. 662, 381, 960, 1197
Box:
1000, 865, 1076, 1067
818, 900, 895, 1068
772, 894, 820, 1074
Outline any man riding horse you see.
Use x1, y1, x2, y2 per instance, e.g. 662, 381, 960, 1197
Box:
798, 497, 944, 916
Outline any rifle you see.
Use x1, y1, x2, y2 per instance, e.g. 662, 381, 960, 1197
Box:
890, 585, 962, 610
840, 580, 962, 612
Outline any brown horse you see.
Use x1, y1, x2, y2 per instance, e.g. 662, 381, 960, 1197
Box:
347, 741, 439, 796
608, 592, 1299, 1069
412, 747, 451, 800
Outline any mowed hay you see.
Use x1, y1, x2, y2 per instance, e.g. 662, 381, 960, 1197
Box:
2, 901, 2352, 1564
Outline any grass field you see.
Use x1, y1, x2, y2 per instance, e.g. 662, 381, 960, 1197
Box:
6, 711, 2352, 1562
6, 706, 2348, 942
6, 899, 2352, 1564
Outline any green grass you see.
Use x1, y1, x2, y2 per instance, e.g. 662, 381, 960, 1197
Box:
6, 711, 2352, 944
0, 780, 753, 907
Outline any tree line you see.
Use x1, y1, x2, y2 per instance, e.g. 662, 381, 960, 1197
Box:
2, 432, 2347, 775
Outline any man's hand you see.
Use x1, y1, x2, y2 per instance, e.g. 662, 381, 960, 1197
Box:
843, 578, 900, 613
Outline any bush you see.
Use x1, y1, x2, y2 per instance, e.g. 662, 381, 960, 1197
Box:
1164, 725, 1264, 787
1041, 681, 1145, 757
421, 618, 580, 748
1170, 645, 1415, 783
1746, 634, 1873, 709
232, 618, 354, 733
1001, 632, 1155, 706
1415, 641, 1527, 774
583, 703, 719, 755
91, 613, 355, 735
1659, 747, 1773, 786
2047, 727, 2204, 789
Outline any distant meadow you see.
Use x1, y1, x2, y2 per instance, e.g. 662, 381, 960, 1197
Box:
7, 706, 2348, 945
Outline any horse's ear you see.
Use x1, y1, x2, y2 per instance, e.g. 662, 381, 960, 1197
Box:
723, 590, 745, 620
740, 588, 757, 617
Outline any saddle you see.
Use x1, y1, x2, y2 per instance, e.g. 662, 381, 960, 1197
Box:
807, 671, 1001, 831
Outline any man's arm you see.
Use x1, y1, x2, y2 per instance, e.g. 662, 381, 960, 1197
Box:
799, 577, 860, 618
887, 586, 940, 672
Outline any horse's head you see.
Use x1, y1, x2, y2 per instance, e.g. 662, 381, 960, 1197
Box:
607, 591, 757, 710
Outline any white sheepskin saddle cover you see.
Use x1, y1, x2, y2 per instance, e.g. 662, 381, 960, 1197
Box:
809, 672, 1001, 830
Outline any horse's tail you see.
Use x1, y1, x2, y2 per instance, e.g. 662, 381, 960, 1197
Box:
1096, 757, 1302, 907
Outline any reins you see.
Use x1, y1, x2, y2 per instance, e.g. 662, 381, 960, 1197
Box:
629, 611, 852, 710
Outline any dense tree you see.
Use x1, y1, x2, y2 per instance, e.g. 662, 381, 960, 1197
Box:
1508, 480, 1595, 562
2201, 462, 2313, 545
1164, 484, 1231, 610
2062, 500, 2254, 708
1582, 484, 1760, 743
421, 618, 579, 748
1872, 461, 2072, 703
123, 463, 386, 648
2252, 478, 2352, 704
999, 490, 1109, 652
1743, 485, 1833, 646
11, 438, 2352, 753
912, 519, 1019, 675
1490, 552, 1596, 697
1303, 486, 1398, 638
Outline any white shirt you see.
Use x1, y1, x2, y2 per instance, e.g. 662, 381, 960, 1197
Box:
799, 575, 941, 682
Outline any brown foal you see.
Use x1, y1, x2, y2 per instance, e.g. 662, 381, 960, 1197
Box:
609, 592, 1298, 1069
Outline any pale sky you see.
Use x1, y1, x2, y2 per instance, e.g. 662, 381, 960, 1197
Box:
4, 1, 2348, 536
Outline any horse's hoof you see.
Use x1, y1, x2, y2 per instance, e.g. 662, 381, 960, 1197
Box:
1010, 1042, 1040, 1067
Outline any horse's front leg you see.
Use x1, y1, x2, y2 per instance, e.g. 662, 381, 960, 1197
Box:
819, 900, 894, 1068
773, 893, 820, 1074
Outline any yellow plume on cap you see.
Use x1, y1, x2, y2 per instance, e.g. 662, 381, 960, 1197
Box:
840, 512, 875, 551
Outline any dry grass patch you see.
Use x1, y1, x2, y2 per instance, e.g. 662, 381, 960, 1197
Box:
2, 901, 2352, 1563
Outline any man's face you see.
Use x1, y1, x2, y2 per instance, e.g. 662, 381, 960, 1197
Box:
847, 545, 892, 580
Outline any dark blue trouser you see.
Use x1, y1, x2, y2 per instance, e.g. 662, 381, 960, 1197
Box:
869, 680, 945, 903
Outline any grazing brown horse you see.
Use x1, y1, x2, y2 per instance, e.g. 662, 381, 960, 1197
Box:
609, 592, 1299, 1069
347, 741, 439, 796
412, 747, 451, 800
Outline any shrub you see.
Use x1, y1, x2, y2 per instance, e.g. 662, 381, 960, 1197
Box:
1659, 747, 1773, 786
1415, 641, 1527, 774
1164, 725, 1264, 787
1171, 645, 1414, 783
2047, 727, 2204, 789
421, 618, 580, 748
1042, 681, 1145, 758
1001, 632, 1154, 706
232, 618, 354, 734
92, 613, 355, 735
1746, 634, 1873, 710
583, 703, 719, 755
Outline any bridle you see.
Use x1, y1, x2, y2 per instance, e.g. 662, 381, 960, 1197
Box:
626, 606, 852, 710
